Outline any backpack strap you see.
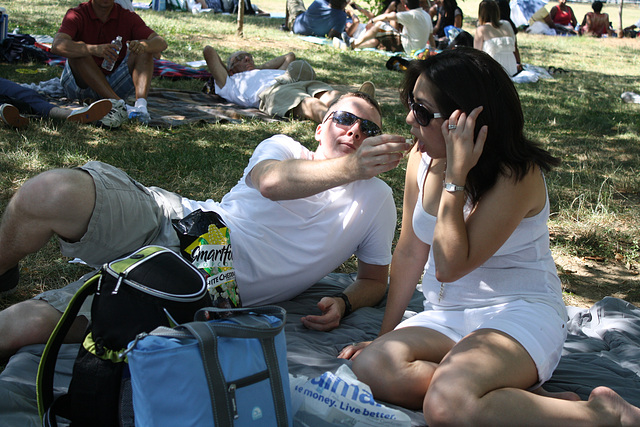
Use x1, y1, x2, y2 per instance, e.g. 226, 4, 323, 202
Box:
36, 271, 101, 421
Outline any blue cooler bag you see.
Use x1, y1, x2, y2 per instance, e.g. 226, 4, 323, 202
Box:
126, 306, 292, 427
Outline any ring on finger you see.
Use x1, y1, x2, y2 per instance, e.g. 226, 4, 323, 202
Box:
448, 124, 457, 130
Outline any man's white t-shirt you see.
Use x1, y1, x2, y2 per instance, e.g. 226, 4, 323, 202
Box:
182, 135, 396, 305
215, 69, 285, 108
397, 8, 433, 55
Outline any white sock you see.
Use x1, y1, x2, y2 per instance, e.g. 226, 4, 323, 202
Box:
134, 98, 148, 111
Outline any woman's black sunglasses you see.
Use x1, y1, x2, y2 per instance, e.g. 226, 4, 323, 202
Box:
408, 95, 442, 127
324, 111, 382, 137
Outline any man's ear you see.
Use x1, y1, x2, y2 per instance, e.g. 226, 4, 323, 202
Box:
315, 123, 323, 142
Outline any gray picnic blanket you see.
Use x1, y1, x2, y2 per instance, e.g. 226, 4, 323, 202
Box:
20, 78, 282, 127
1, 274, 639, 426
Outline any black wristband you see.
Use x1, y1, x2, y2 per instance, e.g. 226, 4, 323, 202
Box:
334, 292, 352, 317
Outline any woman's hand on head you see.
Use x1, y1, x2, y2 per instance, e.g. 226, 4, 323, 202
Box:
442, 106, 488, 182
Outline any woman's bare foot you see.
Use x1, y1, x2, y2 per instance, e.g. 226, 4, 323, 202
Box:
532, 386, 581, 401
589, 386, 640, 426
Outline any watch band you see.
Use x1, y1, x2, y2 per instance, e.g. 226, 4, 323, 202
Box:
333, 292, 352, 317
443, 182, 465, 193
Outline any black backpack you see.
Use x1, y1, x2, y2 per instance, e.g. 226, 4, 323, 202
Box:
37, 245, 213, 426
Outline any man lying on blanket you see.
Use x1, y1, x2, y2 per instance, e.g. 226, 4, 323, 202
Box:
203, 45, 371, 123
0, 91, 412, 362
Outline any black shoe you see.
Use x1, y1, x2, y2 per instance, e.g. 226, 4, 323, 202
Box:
0, 265, 20, 296
386, 55, 409, 72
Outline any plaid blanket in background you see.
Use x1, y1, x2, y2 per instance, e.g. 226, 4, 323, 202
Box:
45, 56, 213, 81
42, 56, 281, 127
152, 58, 211, 80
145, 87, 281, 127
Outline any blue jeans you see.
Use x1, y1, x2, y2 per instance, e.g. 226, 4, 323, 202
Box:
0, 77, 54, 117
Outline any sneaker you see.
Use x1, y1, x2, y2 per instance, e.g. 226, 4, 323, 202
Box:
0, 104, 29, 129
66, 99, 112, 124
127, 105, 151, 124
332, 37, 348, 50
98, 99, 128, 129
621, 92, 640, 104
358, 81, 376, 99
0, 265, 20, 297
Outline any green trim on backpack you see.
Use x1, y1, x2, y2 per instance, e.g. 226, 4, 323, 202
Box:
36, 245, 213, 425
106, 245, 167, 275
36, 272, 101, 419
83, 332, 127, 363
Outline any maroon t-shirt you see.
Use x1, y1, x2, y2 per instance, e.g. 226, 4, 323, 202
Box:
58, 2, 154, 74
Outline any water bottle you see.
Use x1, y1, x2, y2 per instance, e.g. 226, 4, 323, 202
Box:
101, 36, 123, 72
0, 8, 8, 43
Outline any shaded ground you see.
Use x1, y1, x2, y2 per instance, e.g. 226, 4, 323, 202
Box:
555, 251, 640, 308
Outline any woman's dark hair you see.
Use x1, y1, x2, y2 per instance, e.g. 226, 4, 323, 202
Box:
478, 0, 501, 27
442, 0, 460, 17
329, 0, 348, 9
400, 48, 560, 205
592, 0, 603, 13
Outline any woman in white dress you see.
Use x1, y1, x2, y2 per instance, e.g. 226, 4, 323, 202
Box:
474, 0, 521, 76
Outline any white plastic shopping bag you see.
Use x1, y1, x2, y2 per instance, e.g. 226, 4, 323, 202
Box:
289, 365, 411, 426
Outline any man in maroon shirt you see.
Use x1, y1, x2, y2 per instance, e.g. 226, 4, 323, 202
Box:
51, 0, 167, 127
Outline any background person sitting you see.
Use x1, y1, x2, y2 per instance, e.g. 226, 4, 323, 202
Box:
344, 2, 376, 39
431, 0, 463, 49
623, 18, 640, 37
526, 6, 557, 35
474, 0, 521, 77
51, 0, 168, 126
286, 0, 348, 38
549, 0, 578, 35
579, 1, 612, 37
340, 0, 434, 56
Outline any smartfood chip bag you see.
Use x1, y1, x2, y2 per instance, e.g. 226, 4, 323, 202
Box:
172, 209, 241, 316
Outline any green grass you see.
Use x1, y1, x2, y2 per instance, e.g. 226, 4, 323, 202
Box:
1, 0, 640, 309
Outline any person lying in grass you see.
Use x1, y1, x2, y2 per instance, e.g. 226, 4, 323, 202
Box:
203, 45, 370, 123
0, 78, 111, 128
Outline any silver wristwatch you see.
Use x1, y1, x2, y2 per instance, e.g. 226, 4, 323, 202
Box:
443, 182, 464, 193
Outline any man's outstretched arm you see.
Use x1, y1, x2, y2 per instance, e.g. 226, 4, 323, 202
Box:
250, 134, 410, 201
300, 261, 389, 331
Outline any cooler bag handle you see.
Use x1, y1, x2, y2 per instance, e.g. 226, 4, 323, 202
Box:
182, 306, 289, 427
194, 305, 286, 338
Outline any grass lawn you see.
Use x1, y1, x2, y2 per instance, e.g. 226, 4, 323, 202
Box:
1, 0, 640, 311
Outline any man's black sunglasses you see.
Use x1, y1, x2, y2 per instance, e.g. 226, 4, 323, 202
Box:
408, 94, 442, 127
324, 111, 382, 137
